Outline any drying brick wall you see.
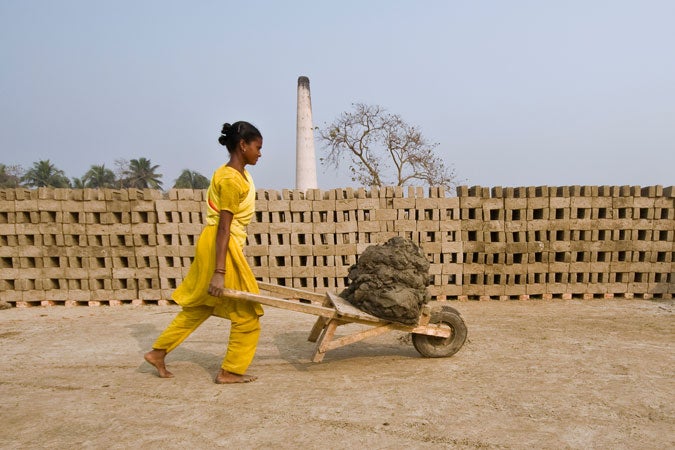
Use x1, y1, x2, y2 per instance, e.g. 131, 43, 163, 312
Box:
0, 185, 673, 307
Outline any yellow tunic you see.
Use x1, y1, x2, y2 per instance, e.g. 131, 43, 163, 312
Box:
171, 165, 263, 317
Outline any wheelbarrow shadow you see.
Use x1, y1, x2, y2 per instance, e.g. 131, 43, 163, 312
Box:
270, 329, 420, 372
126, 320, 421, 375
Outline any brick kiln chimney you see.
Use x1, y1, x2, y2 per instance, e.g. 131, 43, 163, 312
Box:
295, 76, 318, 191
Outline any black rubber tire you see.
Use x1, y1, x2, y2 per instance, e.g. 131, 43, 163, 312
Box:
412, 305, 467, 358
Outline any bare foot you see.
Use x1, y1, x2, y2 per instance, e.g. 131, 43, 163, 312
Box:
144, 349, 174, 378
215, 369, 258, 384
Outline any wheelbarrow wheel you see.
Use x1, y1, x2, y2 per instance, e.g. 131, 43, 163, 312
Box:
412, 305, 467, 358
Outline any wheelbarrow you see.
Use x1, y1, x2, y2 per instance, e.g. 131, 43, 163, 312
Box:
217, 281, 467, 362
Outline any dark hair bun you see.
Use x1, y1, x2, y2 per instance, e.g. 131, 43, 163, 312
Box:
218, 120, 261, 153
219, 123, 233, 146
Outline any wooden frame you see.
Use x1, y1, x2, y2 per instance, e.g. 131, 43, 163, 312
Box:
219, 285, 451, 362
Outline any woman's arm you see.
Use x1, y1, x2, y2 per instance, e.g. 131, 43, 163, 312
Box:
207, 209, 234, 297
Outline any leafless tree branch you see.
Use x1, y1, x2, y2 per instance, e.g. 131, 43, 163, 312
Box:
319, 104, 458, 192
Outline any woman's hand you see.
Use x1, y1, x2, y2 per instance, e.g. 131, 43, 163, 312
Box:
208, 272, 225, 297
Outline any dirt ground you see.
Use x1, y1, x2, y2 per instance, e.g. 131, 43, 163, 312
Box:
1, 298, 673, 449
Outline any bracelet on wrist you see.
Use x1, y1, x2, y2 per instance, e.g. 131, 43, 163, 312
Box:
214, 268, 226, 274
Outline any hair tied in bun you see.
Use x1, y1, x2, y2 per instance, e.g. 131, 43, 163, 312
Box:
218, 120, 261, 152
221, 123, 233, 136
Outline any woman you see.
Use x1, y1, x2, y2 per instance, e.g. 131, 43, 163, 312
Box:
145, 121, 264, 384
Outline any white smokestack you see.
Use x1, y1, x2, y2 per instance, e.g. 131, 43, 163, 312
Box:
295, 76, 318, 191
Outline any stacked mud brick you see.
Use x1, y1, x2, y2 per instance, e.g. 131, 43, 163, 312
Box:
247, 186, 460, 297
0, 188, 200, 306
456, 185, 674, 300
0, 185, 672, 307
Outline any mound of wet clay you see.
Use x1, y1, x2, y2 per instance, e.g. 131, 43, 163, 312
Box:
339, 237, 431, 325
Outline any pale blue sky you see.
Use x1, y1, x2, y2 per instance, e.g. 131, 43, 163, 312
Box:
1, 0, 673, 190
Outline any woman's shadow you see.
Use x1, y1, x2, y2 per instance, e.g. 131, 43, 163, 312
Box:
126, 322, 223, 376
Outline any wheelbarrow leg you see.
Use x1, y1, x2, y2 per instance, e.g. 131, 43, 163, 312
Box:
308, 317, 329, 342
308, 294, 335, 342
312, 319, 339, 363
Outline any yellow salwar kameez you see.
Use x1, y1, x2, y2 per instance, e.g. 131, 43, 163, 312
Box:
152, 165, 263, 375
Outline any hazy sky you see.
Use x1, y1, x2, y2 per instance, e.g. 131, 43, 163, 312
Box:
1, 1, 674, 190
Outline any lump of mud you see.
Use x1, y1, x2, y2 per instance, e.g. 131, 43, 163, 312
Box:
339, 237, 431, 325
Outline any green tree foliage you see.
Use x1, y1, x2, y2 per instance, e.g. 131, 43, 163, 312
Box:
319, 103, 457, 190
173, 169, 209, 189
0, 164, 24, 188
122, 158, 163, 189
83, 164, 116, 188
21, 160, 71, 188
71, 177, 86, 188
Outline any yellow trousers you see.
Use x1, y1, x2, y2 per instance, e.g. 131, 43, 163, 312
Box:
153, 298, 261, 375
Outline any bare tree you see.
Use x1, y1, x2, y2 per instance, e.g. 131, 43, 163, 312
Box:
114, 158, 130, 188
0, 164, 24, 188
319, 103, 457, 190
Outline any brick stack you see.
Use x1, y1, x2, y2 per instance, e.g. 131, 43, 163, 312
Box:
454, 185, 674, 300
0, 185, 672, 307
154, 189, 204, 302
0, 188, 165, 306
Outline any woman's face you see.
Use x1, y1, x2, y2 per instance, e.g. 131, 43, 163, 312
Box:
242, 137, 263, 166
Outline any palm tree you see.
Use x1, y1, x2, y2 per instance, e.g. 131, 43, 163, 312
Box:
0, 164, 24, 188
22, 160, 71, 188
123, 158, 163, 189
71, 177, 86, 189
173, 169, 210, 189
83, 164, 116, 188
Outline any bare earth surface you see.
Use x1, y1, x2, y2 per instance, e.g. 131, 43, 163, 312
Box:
1, 299, 673, 449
